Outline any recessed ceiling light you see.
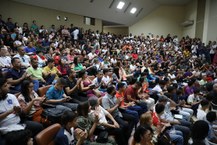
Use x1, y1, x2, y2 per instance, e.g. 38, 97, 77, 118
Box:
117, 1, 125, 9
130, 7, 137, 14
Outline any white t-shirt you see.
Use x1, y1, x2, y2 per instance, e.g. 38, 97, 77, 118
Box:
64, 128, 75, 144
187, 94, 199, 104
152, 84, 162, 93
72, 29, 79, 40
111, 58, 117, 64
88, 52, 96, 60
14, 54, 30, 68
102, 76, 111, 85
90, 106, 109, 124
0, 94, 25, 134
197, 109, 207, 120
0, 56, 11, 67
130, 64, 137, 72
92, 77, 101, 87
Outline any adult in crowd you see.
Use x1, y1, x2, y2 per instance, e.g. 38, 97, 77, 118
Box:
55, 111, 87, 145
0, 77, 43, 138
0, 45, 11, 70
46, 78, 78, 111
6, 57, 29, 93
13, 46, 31, 68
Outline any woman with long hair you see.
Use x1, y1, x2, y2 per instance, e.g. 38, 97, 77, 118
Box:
79, 69, 100, 98
73, 57, 84, 72
18, 80, 45, 123
57, 59, 70, 77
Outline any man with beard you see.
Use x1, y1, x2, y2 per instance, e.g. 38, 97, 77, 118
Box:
6, 57, 29, 94
0, 77, 43, 141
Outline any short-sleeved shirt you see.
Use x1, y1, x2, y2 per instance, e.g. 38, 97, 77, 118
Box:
89, 106, 109, 124
26, 67, 43, 80
0, 94, 25, 134
24, 47, 36, 54
196, 109, 206, 120
7, 68, 25, 80
65, 78, 78, 96
0, 56, 11, 67
13, 54, 30, 68
46, 85, 64, 100
116, 92, 125, 107
124, 85, 138, 102
102, 94, 122, 118
152, 112, 160, 126
7, 68, 25, 88
55, 127, 75, 145
74, 63, 83, 71
43, 66, 59, 79
102, 76, 110, 85
18, 91, 39, 116
92, 77, 101, 87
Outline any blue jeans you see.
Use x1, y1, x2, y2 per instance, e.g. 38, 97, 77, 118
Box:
169, 130, 183, 145
125, 108, 139, 121
33, 80, 40, 91
33, 74, 56, 91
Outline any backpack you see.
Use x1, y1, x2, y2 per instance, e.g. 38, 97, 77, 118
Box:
41, 107, 65, 123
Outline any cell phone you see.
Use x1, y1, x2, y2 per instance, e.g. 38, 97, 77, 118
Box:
89, 84, 96, 88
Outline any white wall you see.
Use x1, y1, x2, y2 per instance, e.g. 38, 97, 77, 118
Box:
182, 0, 197, 38
206, 0, 217, 42
0, 0, 102, 32
129, 6, 185, 37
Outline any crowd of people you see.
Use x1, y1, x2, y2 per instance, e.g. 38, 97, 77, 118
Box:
1, 14, 217, 145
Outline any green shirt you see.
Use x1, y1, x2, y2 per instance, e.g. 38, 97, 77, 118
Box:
74, 63, 83, 71
27, 67, 43, 80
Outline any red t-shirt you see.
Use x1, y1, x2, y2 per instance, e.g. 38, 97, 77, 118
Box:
116, 92, 125, 107
132, 53, 138, 60
152, 112, 160, 126
124, 85, 137, 102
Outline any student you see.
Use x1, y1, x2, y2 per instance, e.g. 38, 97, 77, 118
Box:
206, 111, 217, 143
88, 97, 126, 145
18, 80, 45, 123
5, 129, 33, 145
0, 77, 43, 137
101, 68, 112, 88
197, 99, 210, 120
55, 111, 87, 145
133, 125, 154, 145
192, 120, 209, 145
46, 78, 78, 111
92, 70, 105, 92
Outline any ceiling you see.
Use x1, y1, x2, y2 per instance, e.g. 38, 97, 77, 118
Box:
12, 0, 192, 26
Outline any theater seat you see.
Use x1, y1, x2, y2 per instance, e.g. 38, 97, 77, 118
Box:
38, 85, 51, 97
35, 123, 61, 145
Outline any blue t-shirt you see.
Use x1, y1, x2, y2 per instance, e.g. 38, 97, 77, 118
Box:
25, 47, 36, 53
46, 86, 64, 100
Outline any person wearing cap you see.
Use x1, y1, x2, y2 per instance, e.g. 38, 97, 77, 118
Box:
45, 78, 78, 111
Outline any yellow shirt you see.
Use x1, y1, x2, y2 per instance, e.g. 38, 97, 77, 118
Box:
43, 66, 59, 79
